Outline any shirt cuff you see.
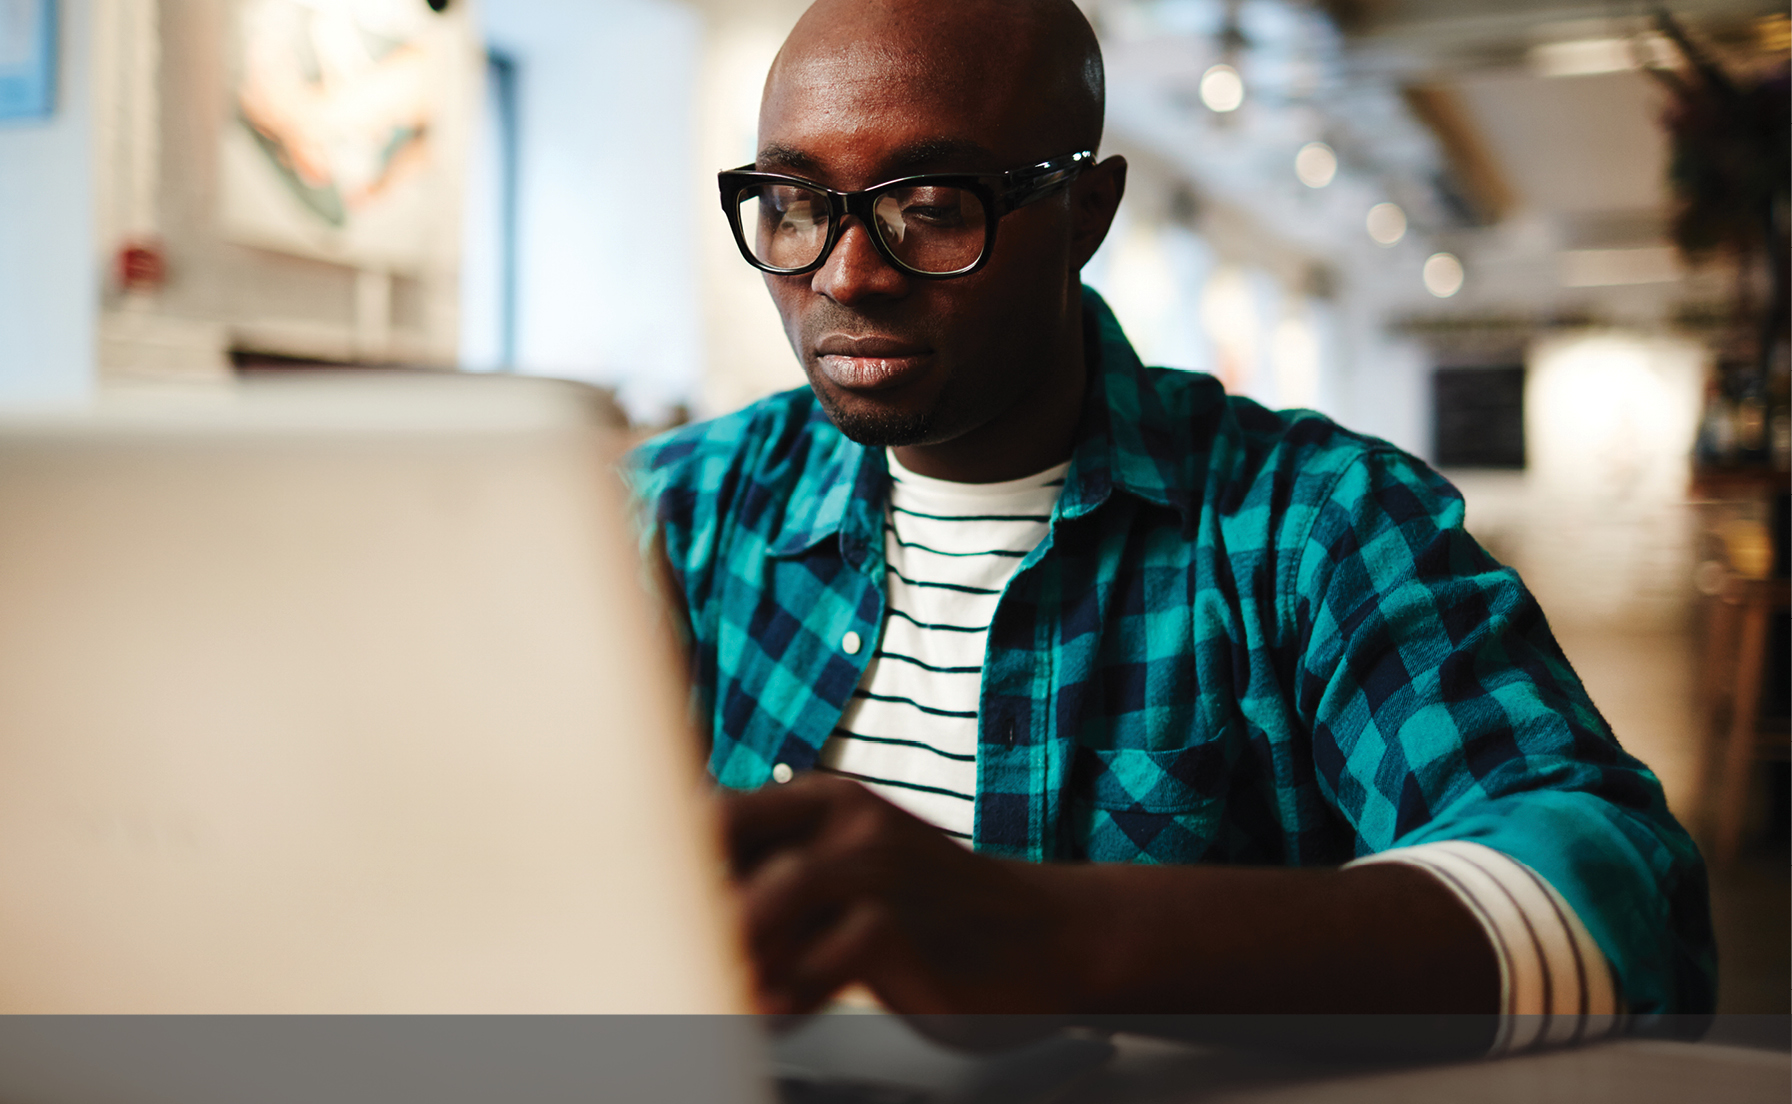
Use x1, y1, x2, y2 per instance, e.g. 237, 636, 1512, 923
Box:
1346, 839, 1624, 1053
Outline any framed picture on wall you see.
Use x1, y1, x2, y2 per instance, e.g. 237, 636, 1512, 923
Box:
218, 0, 462, 270
0, 0, 56, 121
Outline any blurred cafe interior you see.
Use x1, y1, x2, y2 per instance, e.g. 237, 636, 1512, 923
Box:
0, 0, 1787, 1024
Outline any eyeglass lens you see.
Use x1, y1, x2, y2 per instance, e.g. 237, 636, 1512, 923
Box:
737, 182, 989, 274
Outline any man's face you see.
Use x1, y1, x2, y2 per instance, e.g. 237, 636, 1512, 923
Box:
756, 42, 1086, 448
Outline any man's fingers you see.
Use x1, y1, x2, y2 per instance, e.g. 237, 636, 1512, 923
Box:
758, 898, 888, 1016
721, 773, 861, 872
721, 779, 829, 871
737, 832, 870, 975
737, 848, 829, 969
723, 775, 977, 1014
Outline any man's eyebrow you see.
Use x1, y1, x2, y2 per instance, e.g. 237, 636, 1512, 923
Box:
755, 144, 818, 173
882, 139, 1000, 173
753, 138, 1002, 178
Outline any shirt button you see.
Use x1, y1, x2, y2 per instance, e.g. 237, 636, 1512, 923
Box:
771, 763, 794, 784
842, 631, 862, 655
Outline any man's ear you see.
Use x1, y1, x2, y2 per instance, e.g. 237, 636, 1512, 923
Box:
1070, 155, 1127, 270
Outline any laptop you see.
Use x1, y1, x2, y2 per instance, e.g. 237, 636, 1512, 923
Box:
0, 371, 1109, 1103
0, 372, 769, 1098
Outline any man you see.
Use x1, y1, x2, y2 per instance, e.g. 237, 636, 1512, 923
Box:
629, 0, 1712, 1048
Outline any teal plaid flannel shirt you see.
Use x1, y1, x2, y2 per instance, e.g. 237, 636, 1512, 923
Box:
626, 288, 1715, 1016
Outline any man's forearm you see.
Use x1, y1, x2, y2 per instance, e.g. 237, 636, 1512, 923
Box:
724, 776, 1500, 1032
1026, 860, 1500, 1016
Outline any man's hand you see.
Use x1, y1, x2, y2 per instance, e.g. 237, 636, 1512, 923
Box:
723, 774, 1080, 1019
723, 774, 1500, 1034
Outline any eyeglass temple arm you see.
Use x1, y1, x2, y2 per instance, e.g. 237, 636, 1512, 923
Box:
996, 153, 1093, 214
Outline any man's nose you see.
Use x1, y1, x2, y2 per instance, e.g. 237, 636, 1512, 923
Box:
811, 218, 908, 304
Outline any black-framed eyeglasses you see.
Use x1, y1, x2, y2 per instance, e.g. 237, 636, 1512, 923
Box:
717, 150, 1094, 279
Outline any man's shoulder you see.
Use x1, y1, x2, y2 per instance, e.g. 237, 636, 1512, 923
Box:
1133, 365, 1420, 501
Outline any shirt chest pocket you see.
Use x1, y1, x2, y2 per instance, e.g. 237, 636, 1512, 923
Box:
1064, 742, 1228, 864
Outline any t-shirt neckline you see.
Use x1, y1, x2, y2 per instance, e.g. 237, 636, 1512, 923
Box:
885, 449, 1071, 499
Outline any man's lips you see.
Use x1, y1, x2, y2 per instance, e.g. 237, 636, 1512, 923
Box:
813, 335, 933, 392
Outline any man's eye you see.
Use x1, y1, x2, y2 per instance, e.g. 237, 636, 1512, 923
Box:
902, 205, 966, 229
764, 187, 821, 214
775, 203, 822, 228
888, 187, 973, 227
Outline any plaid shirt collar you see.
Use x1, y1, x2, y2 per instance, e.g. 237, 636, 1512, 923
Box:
765, 289, 1209, 560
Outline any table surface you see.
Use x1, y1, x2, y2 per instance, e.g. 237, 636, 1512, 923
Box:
0, 1014, 1779, 1104
775, 1014, 1789, 1104
1058, 1035, 1789, 1104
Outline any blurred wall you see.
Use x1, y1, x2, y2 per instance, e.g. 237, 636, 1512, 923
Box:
688, 0, 808, 418
0, 0, 96, 403
462, 0, 703, 421
458, 0, 807, 423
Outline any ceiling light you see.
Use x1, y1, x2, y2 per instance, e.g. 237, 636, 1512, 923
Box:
1423, 252, 1464, 298
1199, 64, 1244, 113
1294, 142, 1337, 188
1366, 202, 1406, 245
1528, 33, 1674, 78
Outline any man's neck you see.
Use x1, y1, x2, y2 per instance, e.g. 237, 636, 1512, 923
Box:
889, 309, 1090, 484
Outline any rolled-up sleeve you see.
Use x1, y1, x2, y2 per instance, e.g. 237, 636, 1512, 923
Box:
1349, 839, 1622, 1050
1293, 449, 1715, 1020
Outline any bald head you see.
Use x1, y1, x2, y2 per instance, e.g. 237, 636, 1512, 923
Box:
763, 0, 1104, 168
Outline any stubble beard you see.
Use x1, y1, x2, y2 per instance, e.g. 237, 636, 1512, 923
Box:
811, 387, 939, 447
804, 349, 956, 448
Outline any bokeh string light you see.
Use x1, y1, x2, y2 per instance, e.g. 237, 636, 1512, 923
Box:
1366, 202, 1406, 245
1422, 252, 1464, 298
1199, 64, 1244, 113
1294, 142, 1336, 188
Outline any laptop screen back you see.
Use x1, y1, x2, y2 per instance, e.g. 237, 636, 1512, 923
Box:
0, 373, 747, 1015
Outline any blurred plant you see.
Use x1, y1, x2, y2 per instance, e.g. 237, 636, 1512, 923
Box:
1648, 11, 1790, 387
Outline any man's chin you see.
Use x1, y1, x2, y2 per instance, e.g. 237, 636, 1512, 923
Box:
812, 392, 937, 448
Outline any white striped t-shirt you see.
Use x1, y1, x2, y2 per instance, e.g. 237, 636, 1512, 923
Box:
817, 450, 1067, 841
815, 450, 1617, 1040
